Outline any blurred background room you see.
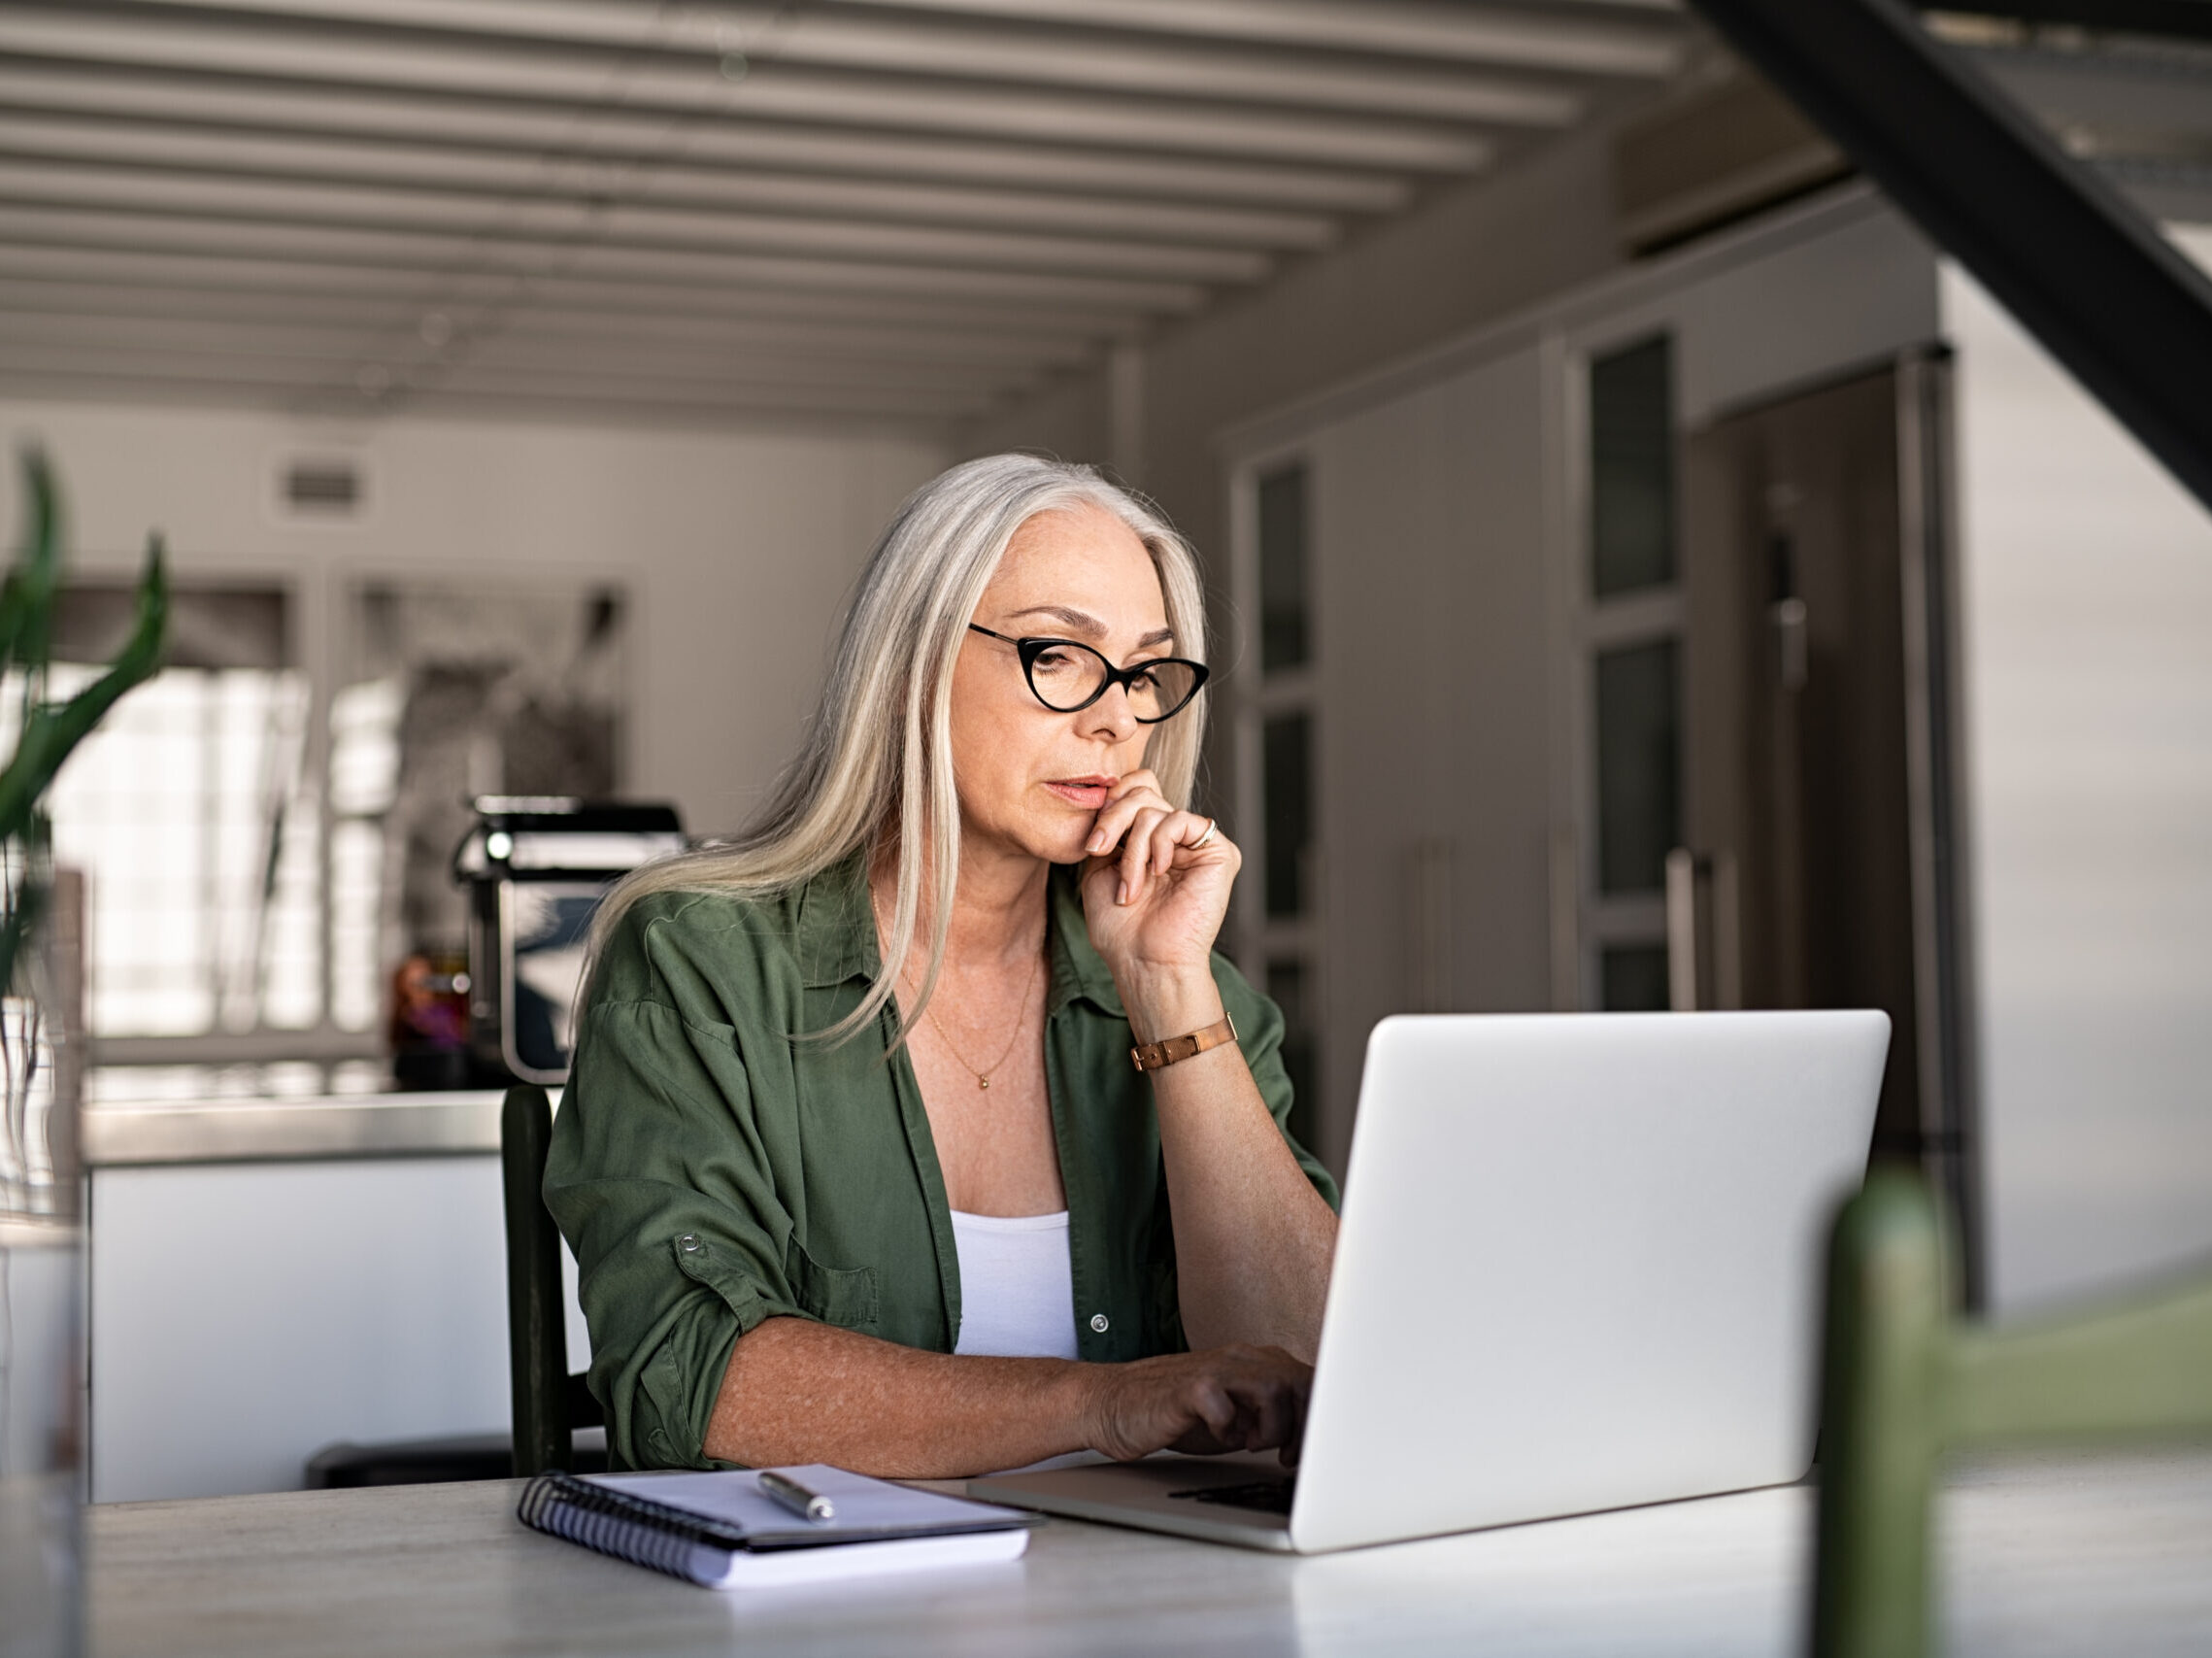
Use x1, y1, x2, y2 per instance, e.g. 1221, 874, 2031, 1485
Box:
0, 0, 2207, 1517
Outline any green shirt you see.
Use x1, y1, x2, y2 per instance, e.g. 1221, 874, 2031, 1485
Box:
545, 852, 1336, 1472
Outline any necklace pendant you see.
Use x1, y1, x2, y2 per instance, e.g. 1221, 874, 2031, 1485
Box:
977, 1075, 990, 1090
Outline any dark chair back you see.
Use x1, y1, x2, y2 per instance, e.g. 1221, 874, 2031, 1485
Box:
501, 1084, 574, 1477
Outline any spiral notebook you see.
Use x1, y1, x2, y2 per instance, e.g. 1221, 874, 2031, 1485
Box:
516, 1465, 1036, 1589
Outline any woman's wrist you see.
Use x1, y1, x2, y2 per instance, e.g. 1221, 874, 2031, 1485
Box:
1070, 1357, 1117, 1456
1116, 963, 1225, 1044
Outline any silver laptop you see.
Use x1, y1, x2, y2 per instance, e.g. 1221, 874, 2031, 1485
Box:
970, 1010, 1889, 1553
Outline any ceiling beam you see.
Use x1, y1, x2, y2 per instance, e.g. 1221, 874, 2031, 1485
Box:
0, 333, 1016, 405
0, 159, 1281, 284
107, 0, 1599, 120
0, 281, 1100, 368
0, 205, 1215, 313
843, 0, 1691, 75
0, 314, 1042, 397
0, 15, 1510, 168
0, 62, 1415, 212
0, 357, 999, 424
0, 113, 1343, 251
0, 244, 1153, 338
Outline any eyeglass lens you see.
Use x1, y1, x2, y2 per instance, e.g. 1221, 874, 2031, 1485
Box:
1027, 641, 1200, 721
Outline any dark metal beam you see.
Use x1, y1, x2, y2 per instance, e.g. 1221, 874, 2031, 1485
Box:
1690, 0, 2212, 516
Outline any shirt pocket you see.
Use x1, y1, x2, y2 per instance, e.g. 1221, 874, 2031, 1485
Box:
783, 1234, 881, 1335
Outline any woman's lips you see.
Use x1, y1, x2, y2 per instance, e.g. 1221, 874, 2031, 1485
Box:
1044, 777, 1116, 809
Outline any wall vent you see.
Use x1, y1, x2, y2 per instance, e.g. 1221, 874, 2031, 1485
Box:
278, 456, 365, 518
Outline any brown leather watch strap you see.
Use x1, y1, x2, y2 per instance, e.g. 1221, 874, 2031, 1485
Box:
1129, 1012, 1239, 1073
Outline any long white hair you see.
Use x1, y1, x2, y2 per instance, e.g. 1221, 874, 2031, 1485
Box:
591, 453, 1208, 1045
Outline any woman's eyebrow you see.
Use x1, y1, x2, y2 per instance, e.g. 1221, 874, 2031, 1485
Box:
1004, 604, 1175, 651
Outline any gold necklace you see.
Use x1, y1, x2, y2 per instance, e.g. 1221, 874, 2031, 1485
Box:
920, 946, 1041, 1090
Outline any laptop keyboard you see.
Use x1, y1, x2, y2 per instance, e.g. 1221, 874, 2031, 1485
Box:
1167, 1478, 1296, 1515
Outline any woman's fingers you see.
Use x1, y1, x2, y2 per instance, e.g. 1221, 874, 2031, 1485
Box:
1241, 1372, 1292, 1455
1089, 787, 1224, 902
1106, 768, 1161, 804
1091, 1346, 1314, 1461
1084, 771, 1165, 857
1118, 806, 1172, 904
1190, 1377, 1239, 1442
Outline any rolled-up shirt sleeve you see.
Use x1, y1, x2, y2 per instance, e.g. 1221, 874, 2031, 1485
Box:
1216, 955, 1339, 1211
544, 918, 805, 1471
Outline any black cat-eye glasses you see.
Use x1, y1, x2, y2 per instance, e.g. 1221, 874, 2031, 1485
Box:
966, 625, 1208, 724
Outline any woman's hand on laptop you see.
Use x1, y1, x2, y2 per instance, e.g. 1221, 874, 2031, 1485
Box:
1081, 1344, 1311, 1468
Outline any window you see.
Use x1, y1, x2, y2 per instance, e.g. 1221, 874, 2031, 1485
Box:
1257, 463, 1311, 673
17, 576, 627, 1066
1578, 333, 1684, 1009
11, 585, 321, 1040
1261, 711, 1314, 921
1591, 335, 1676, 597
1594, 638, 1681, 897
1237, 456, 1325, 1156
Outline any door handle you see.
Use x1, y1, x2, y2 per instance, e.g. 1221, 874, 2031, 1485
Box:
1771, 596, 1808, 691
1665, 850, 1700, 1012
1665, 849, 1742, 1012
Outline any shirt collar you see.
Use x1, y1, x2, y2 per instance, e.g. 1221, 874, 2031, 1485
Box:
793, 851, 878, 989
794, 851, 1125, 1020
1047, 863, 1124, 1018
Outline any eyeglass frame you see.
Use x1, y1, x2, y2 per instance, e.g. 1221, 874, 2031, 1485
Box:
965, 624, 1210, 724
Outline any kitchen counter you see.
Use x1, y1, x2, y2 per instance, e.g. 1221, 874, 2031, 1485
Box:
78, 1065, 580, 1503
79, 1066, 545, 1167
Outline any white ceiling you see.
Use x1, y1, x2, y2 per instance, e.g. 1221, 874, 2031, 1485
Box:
0, 0, 1705, 430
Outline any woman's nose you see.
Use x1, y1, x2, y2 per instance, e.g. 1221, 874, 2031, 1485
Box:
1080, 683, 1142, 741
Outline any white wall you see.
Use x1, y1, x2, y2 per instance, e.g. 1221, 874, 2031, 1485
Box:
0, 400, 946, 833
1946, 232, 2212, 1312
1302, 348, 1557, 1171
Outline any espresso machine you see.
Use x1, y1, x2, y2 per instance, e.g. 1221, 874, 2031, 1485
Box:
452, 796, 686, 1085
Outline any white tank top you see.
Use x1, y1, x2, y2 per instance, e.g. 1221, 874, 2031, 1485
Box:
949, 1209, 1079, 1361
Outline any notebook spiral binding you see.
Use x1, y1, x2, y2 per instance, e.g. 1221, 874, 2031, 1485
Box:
517, 1472, 746, 1586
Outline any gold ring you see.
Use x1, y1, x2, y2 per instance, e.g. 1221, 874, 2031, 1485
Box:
1190, 817, 1217, 850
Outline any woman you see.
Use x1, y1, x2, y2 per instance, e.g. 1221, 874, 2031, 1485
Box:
547, 454, 1338, 1478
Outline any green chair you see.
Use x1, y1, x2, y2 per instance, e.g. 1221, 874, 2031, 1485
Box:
1812, 1167, 2212, 1658
501, 1084, 604, 1477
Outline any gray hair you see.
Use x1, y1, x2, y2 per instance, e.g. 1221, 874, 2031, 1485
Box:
592, 453, 1208, 1045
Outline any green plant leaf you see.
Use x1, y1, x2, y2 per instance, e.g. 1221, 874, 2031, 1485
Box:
0, 533, 169, 844
0, 447, 63, 678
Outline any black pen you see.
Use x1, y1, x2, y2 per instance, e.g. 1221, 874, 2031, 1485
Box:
757, 1470, 836, 1523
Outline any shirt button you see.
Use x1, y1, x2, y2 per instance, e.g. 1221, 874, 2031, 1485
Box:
678, 1235, 701, 1253
1089, 1313, 1110, 1334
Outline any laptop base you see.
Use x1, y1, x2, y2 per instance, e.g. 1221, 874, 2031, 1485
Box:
969, 1455, 1297, 1552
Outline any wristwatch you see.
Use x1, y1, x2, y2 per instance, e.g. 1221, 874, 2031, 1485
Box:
1129, 1012, 1238, 1073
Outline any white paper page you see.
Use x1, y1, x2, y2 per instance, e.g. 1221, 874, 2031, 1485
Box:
586, 1464, 1024, 1537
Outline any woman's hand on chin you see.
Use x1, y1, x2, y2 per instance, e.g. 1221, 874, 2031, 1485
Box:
1078, 768, 1238, 998
1079, 1344, 1312, 1468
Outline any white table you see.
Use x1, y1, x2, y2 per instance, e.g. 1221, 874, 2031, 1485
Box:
88, 1449, 2212, 1656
